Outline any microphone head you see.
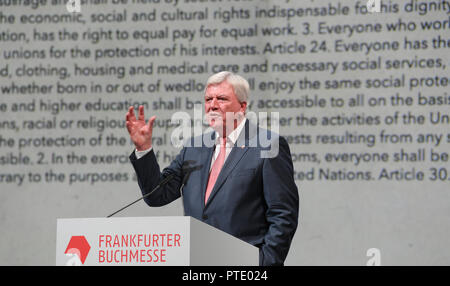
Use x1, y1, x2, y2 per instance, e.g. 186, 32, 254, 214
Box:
181, 160, 202, 185
182, 160, 196, 169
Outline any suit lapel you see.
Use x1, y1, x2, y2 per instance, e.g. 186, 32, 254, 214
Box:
200, 133, 215, 209
204, 146, 249, 209
204, 120, 256, 209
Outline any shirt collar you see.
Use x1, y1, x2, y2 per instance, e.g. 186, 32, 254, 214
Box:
215, 118, 247, 146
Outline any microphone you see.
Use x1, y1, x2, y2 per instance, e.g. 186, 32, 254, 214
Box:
107, 173, 175, 218
179, 160, 202, 216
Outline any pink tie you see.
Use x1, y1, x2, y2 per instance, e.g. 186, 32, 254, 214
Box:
205, 137, 227, 204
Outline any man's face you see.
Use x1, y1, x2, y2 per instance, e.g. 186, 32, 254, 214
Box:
205, 81, 247, 135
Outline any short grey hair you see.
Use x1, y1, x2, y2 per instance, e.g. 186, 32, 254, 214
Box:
205, 71, 250, 103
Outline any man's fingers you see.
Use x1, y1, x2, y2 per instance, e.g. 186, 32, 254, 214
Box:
126, 106, 136, 122
148, 116, 156, 128
138, 105, 145, 121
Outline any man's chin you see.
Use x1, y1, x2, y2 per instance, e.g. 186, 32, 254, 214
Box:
208, 120, 223, 131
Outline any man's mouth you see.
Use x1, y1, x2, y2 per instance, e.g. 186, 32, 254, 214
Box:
207, 112, 222, 119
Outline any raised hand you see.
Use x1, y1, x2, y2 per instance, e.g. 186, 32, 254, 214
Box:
125, 105, 156, 151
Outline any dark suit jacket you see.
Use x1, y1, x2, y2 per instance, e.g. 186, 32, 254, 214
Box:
129, 120, 299, 265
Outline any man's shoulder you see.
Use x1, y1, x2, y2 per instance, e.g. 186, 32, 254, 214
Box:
181, 129, 216, 149
179, 121, 288, 149
242, 121, 286, 148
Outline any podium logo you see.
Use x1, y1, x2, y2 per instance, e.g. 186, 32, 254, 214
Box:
64, 236, 91, 266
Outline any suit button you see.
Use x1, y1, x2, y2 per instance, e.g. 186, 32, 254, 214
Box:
202, 214, 208, 220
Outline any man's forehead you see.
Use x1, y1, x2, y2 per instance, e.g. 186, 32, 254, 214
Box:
205, 81, 234, 96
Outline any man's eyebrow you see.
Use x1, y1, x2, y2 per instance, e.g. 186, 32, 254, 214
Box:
205, 94, 228, 98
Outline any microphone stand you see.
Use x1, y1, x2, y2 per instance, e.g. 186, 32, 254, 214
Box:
179, 169, 194, 216
179, 183, 186, 216
107, 173, 175, 218
178, 160, 200, 216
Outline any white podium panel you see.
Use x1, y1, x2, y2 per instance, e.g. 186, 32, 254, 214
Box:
56, 216, 258, 266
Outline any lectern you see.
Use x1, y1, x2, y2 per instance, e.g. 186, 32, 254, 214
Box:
56, 216, 259, 266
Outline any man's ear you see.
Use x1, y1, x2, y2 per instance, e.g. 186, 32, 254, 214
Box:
240, 101, 247, 113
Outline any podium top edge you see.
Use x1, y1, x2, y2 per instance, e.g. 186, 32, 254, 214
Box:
57, 216, 191, 222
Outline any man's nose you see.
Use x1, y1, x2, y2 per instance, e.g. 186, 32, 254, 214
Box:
211, 97, 219, 109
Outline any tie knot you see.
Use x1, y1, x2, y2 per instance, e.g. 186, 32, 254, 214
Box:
220, 137, 227, 146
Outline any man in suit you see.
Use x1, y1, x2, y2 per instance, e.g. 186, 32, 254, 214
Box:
126, 71, 299, 265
